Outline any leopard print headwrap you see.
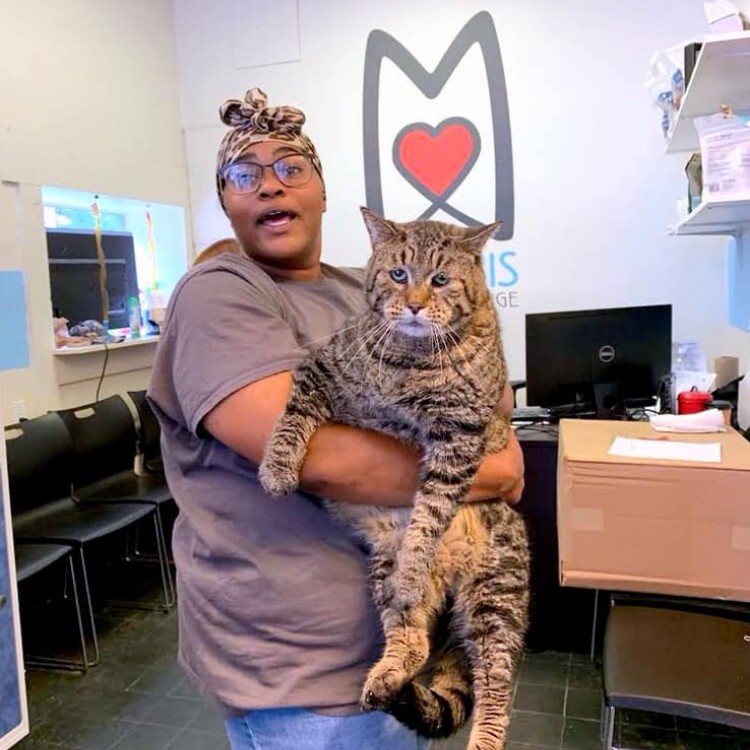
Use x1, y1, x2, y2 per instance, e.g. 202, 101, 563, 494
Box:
216, 87, 323, 208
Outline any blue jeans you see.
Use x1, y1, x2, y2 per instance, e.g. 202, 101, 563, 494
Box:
225, 707, 430, 750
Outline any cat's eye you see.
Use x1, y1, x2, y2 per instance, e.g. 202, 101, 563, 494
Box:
389, 268, 408, 284
431, 271, 450, 287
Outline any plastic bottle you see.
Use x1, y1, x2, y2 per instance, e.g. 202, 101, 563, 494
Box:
128, 295, 142, 338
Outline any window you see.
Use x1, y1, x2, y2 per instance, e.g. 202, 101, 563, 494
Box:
42, 186, 187, 332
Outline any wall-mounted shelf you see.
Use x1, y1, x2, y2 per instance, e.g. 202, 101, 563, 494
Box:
665, 30, 750, 154
669, 198, 750, 236
662, 30, 750, 332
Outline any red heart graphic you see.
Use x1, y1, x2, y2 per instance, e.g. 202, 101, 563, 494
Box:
396, 122, 477, 197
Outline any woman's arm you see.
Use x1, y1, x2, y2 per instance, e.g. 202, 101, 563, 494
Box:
203, 373, 524, 506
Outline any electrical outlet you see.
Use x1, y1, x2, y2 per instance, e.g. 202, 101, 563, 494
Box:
12, 400, 26, 421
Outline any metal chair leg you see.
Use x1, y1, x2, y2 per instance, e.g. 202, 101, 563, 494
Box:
24, 552, 93, 672
152, 512, 175, 610
161, 510, 175, 606
77, 547, 100, 667
105, 509, 175, 612
66, 553, 91, 669
121, 504, 175, 608
602, 705, 616, 750
590, 588, 600, 662
152, 506, 175, 605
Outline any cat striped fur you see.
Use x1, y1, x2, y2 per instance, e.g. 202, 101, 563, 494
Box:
259, 207, 529, 750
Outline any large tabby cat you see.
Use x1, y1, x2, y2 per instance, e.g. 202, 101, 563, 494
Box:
259, 208, 529, 750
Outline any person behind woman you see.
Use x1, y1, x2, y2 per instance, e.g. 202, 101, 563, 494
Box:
192, 237, 242, 266
147, 86, 524, 750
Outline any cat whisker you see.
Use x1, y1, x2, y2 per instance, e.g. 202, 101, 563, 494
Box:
304, 320, 367, 349
436, 327, 479, 384
376, 322, 398, 387
428, 328, 439, 382
431, 325, 449, 386
429, 329, 441, 384
445, 325, 506, 371
340, 320, 390, 375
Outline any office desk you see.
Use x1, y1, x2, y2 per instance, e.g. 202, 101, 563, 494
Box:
515, 425, 596, 653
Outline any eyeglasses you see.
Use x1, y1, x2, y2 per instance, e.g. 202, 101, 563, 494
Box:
221, 154, 314, 195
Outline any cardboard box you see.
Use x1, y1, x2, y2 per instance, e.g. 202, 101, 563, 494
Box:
557, 419, 750, 602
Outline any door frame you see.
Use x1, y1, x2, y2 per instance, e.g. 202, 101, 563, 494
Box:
0, 435, 28, 750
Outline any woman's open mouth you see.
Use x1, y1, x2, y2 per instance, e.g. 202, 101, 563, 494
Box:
257, 210, 298, 228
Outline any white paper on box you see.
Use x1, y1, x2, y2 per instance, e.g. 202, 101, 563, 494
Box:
609, 436, 721, 463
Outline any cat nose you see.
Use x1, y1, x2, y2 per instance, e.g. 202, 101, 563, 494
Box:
407, 303, 422, 315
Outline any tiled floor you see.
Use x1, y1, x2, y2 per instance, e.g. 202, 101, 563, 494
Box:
13, 586, 750, 750
502, 651, 750, 750
17, 601, 228, 750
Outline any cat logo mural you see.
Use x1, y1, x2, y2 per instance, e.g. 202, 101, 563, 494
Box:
392, 117, 481, 225
363, 10, 514, 241
362, 10, 519, 308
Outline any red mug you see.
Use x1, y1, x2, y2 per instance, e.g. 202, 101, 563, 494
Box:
677, 390, 712, 415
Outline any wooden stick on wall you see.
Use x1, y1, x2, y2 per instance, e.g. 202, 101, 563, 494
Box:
90, 200, 109, 327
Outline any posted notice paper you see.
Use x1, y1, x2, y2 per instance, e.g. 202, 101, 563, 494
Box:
609, 436, 721, 463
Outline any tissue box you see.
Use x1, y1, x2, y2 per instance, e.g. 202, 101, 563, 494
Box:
557, 419, 750, 602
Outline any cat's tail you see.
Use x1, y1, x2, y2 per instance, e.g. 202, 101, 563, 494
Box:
386, 679, 472, 739
384, 641, 473, 739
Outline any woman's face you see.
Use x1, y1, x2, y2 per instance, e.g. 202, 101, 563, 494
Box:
221, 140, 326, 272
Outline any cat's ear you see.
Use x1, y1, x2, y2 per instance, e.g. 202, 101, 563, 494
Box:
361, 206, 400, 246
461, 221, 502, 255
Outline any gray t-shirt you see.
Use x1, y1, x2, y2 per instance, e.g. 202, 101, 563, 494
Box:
147, 253, 382, 714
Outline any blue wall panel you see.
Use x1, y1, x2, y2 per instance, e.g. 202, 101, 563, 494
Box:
0, 456, 22, 741
0, 272, 29, 372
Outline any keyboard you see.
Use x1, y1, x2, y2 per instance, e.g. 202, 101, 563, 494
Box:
547, 402, 597, 419
511, 406, 551, 422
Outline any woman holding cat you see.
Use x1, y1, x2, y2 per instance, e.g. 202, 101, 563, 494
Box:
147, 86, 524, 750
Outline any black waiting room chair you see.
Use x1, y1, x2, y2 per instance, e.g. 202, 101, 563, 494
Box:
13, 541, 91, 671
55, 394, 175, 609
601, 594, 750, 749
126, 389, 164, 476
5, 413, 167, 666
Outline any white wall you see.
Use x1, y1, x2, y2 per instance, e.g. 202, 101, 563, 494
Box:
0, 0, 190, 422
175, 0, 749, 384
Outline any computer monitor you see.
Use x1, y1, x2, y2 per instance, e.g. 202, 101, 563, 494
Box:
525, 304, 672, 417
47, 229, 139, 329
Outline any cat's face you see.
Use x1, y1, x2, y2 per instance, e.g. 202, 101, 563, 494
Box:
361, 209, 499, 338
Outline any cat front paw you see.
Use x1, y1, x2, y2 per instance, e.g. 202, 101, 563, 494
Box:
360, 664, 408, 712
258, 457, 299, 496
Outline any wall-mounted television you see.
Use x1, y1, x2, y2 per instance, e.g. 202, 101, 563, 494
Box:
46, 229, 139, 329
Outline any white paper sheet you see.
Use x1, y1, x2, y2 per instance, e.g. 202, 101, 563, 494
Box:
609, 436, 721, 463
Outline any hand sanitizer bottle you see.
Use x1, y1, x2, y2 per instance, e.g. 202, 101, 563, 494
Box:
128, 295, 142, 339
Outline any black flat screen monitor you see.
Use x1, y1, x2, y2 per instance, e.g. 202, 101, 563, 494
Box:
46, 229, 139, 329
525, 304, 672, 416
